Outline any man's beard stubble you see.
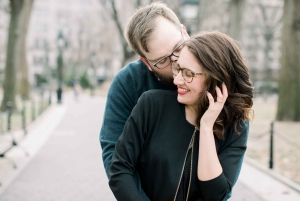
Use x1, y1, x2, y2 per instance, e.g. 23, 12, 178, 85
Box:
153, 71, 177, 91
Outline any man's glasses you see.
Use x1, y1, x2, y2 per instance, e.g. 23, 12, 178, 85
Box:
172, 62, 205, 83
145, 40, 186, 69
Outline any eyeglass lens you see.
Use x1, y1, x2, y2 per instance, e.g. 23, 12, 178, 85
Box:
172, 63, 194, 83
155, 42, 183, 69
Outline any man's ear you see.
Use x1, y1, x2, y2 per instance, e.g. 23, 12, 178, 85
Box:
140, 57, 153, 71
181, 24, 190, 39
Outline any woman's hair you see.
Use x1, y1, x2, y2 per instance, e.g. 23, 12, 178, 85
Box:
124, 2, 181, 57
185, 31, 254, 139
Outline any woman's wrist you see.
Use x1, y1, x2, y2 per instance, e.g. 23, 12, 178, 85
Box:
200, 126, 213, 134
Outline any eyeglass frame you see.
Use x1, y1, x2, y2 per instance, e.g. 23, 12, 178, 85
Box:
172, 62, 205, 83
143, 33, 186, 69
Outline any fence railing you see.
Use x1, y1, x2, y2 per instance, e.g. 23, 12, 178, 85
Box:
249, 120, 300, 169
0, 90, 52, 170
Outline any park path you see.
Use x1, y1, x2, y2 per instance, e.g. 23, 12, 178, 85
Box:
0, 93, 115, 201
0, 92, 299, 200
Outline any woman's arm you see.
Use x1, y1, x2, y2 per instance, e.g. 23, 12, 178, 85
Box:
197, 84, 228, 201
198, 121, 249, 201
109, 93, 152, 201
197, 83, 249, 200
198, 84, 228, 181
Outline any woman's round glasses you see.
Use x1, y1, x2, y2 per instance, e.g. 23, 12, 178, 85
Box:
172, 62, 205, 83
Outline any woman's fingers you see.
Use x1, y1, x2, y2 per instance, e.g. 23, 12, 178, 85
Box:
202, 83, 228, 126
206, 91, 214, 105
215, 83, 228, 104
206, 83, 228, 107
215, 86, 223, 103
222, 82, 228, 100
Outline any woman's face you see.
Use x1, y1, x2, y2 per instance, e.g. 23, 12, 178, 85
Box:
173, 46, 206, 108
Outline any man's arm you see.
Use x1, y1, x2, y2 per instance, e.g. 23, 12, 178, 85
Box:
99, 60, 163, 201
100, 70, 135, 178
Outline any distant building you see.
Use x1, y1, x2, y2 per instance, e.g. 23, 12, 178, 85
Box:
28, 0, 111, 87
0, 0, 120, 89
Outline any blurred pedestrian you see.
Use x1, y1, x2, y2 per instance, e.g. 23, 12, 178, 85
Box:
72, 77, 80, 101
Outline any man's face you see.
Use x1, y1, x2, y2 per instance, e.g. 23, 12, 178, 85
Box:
142, 16, 189, 89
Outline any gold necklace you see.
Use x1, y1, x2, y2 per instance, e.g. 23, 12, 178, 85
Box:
173, 127, 196, 201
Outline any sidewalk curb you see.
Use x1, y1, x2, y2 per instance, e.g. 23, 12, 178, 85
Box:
0, 103, 67, 196
244, 156, 300, 193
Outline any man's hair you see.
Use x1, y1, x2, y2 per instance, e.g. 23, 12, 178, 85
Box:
185, 31, 254, 139
124, 2, 181, 57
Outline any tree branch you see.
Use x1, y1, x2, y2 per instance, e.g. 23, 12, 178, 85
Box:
0, 0, 10, 13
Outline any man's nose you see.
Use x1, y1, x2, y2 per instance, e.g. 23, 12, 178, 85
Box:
170, 54, 179, 61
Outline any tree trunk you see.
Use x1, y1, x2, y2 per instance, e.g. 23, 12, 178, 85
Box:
17, 0, 34, 99
106, 0, 135, 68
228, 0, 245, 41
276, 0, 300, 121
1, 0, 23, 111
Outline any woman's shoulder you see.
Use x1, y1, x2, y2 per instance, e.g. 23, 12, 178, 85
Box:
145, 89, 177, 96
137, 90, 178, 108
216, 120, 249, 151
223, 120, 249, 142
141, 90, 177, 101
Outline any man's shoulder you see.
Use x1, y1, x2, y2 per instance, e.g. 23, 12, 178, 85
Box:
110, 60, 168, 95
141, 90, 178, 103
117, 59, 149, 78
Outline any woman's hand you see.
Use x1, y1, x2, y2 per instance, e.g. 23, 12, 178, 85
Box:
197, 83, 227, 181
200, 83, 228, 129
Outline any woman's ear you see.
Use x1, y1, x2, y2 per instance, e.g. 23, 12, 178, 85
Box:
140, 57, 153, 71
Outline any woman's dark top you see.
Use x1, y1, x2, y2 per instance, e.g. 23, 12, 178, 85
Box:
109, 90, 249, 201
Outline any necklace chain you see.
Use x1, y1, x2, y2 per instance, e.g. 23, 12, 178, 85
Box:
173, 127, 196, 201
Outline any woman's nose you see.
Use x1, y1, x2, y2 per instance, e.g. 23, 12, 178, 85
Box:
173, 71, 185, 85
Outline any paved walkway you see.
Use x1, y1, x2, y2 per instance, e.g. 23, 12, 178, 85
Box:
0, 92, 299, 201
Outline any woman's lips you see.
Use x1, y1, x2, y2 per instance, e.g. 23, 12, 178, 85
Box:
177, 87, 189, 95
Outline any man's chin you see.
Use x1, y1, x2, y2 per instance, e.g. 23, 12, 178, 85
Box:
154, 72, 177, 91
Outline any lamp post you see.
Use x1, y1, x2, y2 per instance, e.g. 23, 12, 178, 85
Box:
180, 0, 200, 35
56, 29, 64, 104
44, 41, 52, 105
89, 52, 97, 96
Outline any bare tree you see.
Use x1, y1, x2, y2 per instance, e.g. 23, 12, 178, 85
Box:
276, 0, 300, 121
100, 0, 136, 68
196, 0, 228, 33
1, 0, 23, 111
0, 0, 10, 74
228, 0, 245, 40
1, 0, 33, 111
258, 1, 282, 81
17, 0, 34, 99
0, 0, 10, 13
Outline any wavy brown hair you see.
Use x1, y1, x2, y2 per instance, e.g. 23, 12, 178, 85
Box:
185, 31, 254, 139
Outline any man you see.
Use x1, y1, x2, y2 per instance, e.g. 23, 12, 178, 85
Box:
100, 2, 237, 200
100, 2, 188, 176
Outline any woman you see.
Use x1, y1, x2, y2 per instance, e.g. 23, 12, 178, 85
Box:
109, 31, 253, 201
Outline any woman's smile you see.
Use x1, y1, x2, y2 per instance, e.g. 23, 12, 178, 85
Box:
177, 87, 189, 95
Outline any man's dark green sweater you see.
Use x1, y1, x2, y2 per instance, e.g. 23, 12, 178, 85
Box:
100, 59, 168, 177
